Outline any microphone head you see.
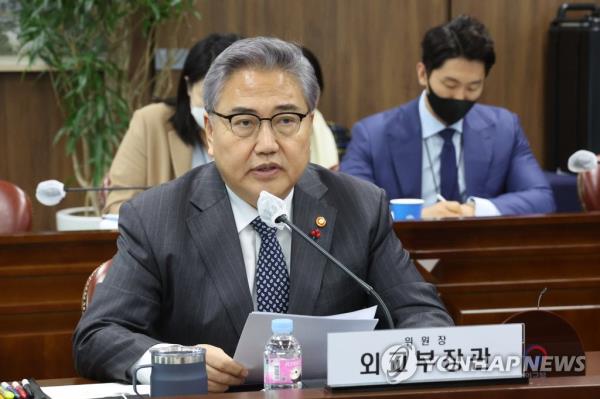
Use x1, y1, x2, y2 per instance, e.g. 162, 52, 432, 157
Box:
36, 179, 66, 206
568, 150, 599, 173
257, 191, 287, 229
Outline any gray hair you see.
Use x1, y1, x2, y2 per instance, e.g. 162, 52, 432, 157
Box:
203, 36, 320, 112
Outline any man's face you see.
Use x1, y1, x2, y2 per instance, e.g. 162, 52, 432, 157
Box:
205, 68, 313, 207
417, 57, 486, 102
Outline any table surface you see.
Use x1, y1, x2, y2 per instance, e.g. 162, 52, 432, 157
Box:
41, 352, 600, 398
393, 211, 600, 257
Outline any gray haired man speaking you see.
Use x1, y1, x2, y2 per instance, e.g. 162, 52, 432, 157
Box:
73, 37, 453, 392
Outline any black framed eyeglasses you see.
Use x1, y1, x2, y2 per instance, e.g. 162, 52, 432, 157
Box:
210, 110, 310, 138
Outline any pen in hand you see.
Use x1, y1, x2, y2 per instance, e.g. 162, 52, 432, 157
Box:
436, 194, 447, 202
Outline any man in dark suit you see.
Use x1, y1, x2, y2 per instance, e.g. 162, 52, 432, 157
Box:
73, 37, 452, 392
341, 15, 555, 218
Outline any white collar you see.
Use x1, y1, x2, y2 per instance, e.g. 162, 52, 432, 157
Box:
226, 186, 294, 233
418, 90, 464, 139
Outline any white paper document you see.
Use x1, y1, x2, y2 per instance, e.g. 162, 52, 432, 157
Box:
42, 383, 150, 399
234, 306, 378, 383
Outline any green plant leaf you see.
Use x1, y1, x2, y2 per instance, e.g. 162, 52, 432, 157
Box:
19, 0, 198, 189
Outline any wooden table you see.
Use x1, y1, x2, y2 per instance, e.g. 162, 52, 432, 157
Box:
0, 231, 118, 379
41, 352, 600, 398
395, 212, 600, 352
395, 211, 600, 256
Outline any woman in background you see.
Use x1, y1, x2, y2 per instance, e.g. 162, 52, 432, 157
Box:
302, 46, 340, 172
104, 33, 240, 213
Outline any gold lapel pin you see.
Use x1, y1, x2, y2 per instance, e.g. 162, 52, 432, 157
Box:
315, 216, 327, 228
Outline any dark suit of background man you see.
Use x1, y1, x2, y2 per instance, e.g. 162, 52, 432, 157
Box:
341, 15, 555, 219
73, 37, 453, 392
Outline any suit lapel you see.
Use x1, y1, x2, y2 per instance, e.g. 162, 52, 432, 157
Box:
388, 100, 422, 198
463, 106, 493, 197
287, 167, 337, 315
186, 165, 253, 337
168, 128, 193, 178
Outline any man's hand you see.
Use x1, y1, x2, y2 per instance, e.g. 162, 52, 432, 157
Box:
421, 201, 475, 219
199, 344, 248, 392
459, 202, 475, 217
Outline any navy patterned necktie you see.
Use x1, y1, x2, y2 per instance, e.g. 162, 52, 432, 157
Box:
439, 128, 460, 201
251, 217, 290, 313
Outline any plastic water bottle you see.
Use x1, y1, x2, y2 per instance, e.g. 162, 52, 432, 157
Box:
264, 318, 302, 390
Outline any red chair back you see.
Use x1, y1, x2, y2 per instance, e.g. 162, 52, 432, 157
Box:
82, 259, 113, 312
0, 180, 32, 234
578, 154, 600, 211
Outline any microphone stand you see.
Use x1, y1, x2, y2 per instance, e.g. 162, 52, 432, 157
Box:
276, 215, 395, 330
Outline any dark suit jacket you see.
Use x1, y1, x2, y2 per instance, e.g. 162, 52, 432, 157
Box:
73, 163, 453, 382
340, 99, 556, 215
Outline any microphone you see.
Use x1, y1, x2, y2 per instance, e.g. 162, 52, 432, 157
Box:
257, 191, 395, 329
567, 150, 599, 173
35, 179, 149, 206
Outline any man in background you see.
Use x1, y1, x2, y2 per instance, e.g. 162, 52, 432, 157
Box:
341, 15, 555, 218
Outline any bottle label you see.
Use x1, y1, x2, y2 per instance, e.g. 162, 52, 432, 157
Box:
265, 357, 302, 385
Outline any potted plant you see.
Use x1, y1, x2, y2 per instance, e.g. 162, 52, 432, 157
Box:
18, 0, 197, 229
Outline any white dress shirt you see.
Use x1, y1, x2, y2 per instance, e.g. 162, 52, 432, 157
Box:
418, 91, 500, 216
130, 186, 294, 383
226, 186, 293, 303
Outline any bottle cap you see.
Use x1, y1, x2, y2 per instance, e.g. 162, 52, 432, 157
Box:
271, 318, 293, 334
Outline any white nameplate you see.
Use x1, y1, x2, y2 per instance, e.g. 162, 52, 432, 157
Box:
327, 324, 524, 388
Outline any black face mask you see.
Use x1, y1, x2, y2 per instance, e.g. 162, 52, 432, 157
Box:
426, 84, 476, 126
